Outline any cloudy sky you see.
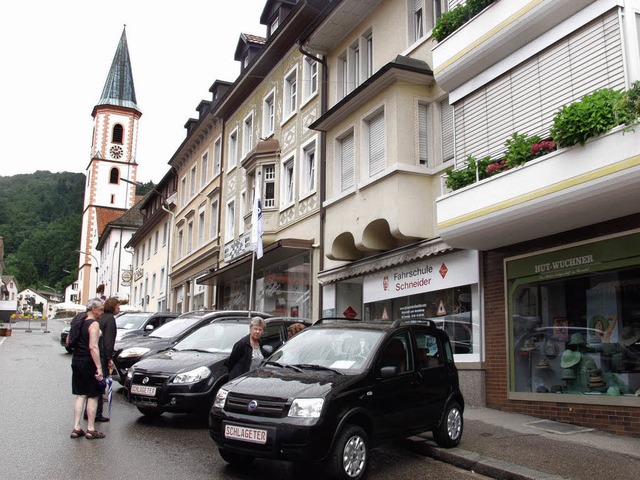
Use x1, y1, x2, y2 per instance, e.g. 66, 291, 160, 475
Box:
0, 0, 267, 183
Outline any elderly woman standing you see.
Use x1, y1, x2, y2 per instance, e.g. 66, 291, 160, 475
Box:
70, 298, 106, 439
226, 317, 268, 380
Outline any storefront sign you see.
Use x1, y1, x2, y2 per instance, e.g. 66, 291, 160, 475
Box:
363, 250, 479, 302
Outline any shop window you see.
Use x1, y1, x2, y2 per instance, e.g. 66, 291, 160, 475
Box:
507, 234, 640, 399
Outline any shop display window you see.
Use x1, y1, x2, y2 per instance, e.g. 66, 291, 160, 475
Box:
364, 285, 474, 354
509, 265, 640, 398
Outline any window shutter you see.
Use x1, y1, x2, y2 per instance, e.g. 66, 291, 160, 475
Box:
418, 103, 429, 165
340, 133, 355, 191
368, 112, 385, 176
440, 100, 454, 162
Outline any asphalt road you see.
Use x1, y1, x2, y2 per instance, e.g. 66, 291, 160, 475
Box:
0, 319, 492, 480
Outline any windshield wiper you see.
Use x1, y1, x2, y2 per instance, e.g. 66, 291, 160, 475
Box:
293, 364, 343, 375
264, 361, 303, 372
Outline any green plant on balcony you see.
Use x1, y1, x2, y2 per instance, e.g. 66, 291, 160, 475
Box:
433, 0, 496, 42
504, 132, 542, 168
445, 155, 492, 191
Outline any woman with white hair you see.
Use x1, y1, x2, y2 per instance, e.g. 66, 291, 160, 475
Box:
70, 298, 105, 439
226, 317, 268, 380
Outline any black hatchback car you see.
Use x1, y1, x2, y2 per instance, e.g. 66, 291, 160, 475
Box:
124, 316, 310, 417
210, 318, 464, 480
113, 310, 272, 384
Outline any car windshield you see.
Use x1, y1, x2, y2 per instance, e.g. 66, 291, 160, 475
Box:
268, 328, 386, 373
148, 317, 197, 339
116, 313, 150, 330
173, 322, 248, 353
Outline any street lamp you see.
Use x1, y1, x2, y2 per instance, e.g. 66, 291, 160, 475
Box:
76, 249, 99, 273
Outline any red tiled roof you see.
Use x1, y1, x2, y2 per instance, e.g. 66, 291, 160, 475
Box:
95, 207, 126, 237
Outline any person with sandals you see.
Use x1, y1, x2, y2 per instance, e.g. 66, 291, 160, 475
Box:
70, 298, 107, 440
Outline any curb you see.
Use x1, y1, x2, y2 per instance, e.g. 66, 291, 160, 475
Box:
421, 444, 566, 480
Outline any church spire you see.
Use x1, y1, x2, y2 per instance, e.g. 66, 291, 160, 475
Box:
98, 26, 141, 114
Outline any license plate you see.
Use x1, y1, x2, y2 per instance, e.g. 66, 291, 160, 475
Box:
131, 384, 156, 396
224, 424, 268, 444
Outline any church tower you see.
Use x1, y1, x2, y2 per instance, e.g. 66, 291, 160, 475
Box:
78, 27, 142, 304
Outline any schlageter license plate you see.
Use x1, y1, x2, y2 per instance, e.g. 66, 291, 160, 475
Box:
131, 384, 156, 396
224, 424, 267, 444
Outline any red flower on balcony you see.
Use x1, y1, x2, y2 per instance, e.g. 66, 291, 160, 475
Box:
530, 140, 556, 158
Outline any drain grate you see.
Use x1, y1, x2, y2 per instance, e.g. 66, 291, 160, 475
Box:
524, 419, 594, 435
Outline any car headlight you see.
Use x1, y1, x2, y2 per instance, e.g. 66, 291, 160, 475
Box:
288, 398, 324, 418
119, 347, 151, 359
214, 388, 229, 409
171, 366, 211, 384
126, 367, 135, 381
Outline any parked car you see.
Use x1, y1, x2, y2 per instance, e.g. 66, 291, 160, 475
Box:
115, 311, 179, 341
124, 316, 310, 417
112, 310, 270, 384
60, 325, 72, 353
209, 318, 464, 480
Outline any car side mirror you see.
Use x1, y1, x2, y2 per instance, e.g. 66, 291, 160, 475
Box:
144, 325, 154, 331
380, 366, 398, 378
263, 345, 274, 355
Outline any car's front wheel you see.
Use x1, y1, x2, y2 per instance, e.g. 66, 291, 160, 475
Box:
327, 425, 369, 480
218, 448, 255, 466
433, 401, 463, 448
136, 406, 163, 417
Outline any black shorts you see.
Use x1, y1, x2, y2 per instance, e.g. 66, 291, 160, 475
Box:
71, 359, 103, 397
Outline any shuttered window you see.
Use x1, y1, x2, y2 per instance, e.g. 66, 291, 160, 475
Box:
340, 132, 355, 192
418, 103, 429, 166
454, 11, 624, 167
440, 99, 454, 162
368, 111, 385, 177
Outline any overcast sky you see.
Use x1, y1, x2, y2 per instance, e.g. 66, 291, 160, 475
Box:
0, 0, 267, 183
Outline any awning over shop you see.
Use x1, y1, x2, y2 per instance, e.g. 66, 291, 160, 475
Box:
197, 239, 314, 286
318, 238, 453, 285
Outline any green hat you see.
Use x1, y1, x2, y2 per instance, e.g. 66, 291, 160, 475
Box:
560, 349, 581, 368
568, 333, 585, 346
561, 368, 577, 380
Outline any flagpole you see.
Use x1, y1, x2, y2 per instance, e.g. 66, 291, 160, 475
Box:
248, 250, 255, 318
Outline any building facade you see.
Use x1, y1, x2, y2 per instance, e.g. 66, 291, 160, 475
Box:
435, 0, 640, 435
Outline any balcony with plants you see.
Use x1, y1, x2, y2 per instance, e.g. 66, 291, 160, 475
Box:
436, 83, 640, 251
432, 0, 596, 93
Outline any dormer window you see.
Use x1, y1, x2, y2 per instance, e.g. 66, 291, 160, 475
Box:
270, 16, 279, 35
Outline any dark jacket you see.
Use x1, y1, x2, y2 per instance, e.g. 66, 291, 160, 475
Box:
226, 334, 269, 381
98, 310, 117, 374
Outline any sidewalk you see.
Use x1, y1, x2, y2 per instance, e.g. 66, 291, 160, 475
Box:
411, 407, 640, 480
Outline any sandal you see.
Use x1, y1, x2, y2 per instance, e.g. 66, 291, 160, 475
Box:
85, 429, 105, 439
70, 428, 85, 438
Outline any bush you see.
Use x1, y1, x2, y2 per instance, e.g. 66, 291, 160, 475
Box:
550, 89, 625, 148
504, 133, 541, 168
445, 156, 493, 191
433, 0, 495, 42
618, 80, 640, 126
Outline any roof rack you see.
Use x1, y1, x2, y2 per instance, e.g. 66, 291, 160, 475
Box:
390, 318, 436, 329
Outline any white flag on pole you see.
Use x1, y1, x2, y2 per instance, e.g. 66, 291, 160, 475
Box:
251, 168, 264, 259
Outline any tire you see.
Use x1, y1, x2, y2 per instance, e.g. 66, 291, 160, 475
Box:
136, 406, 163, 417
326, 425, 369, 480
433, 401, 463, 448
218, 448, 255, 466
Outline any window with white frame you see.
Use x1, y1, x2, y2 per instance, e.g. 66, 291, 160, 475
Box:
162, 222, 168, 245
281, 156, 295, 207
180, 177, 186, 207
284, 66, 298, 118
338, 53, 348, 99
190, 166, 197, 198
159, 267, 165, 294
301, 139, 316, 195
409, 1, 448, 44
201, 152, 208, 188
263, 165, 276, 208
302, 57, 318, 101
270, 16, 279, 35
418, 99, 453, 167
418, 102, 430, 166
366, 109, 385, 177
263, 90, 275, 136
243, 113, 254, 157
240, 190, 246, 233
349, 41, 360, 89
141, 244, 145, 264
213, 136, 222, 176
151, 273, 156, 297
364, 30, 373, 80
177, 229, 183, 259
198, 210, 205, 246
154, 230, 159, 253
225, 200, 235, 241
187, 220, 193, 253
339, 131, 355, 192
210, 199, 219, 239
228, 129, 238, 169
147, 238, 151, 260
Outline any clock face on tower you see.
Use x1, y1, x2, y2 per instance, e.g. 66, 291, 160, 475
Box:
110, 145, 124, 159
